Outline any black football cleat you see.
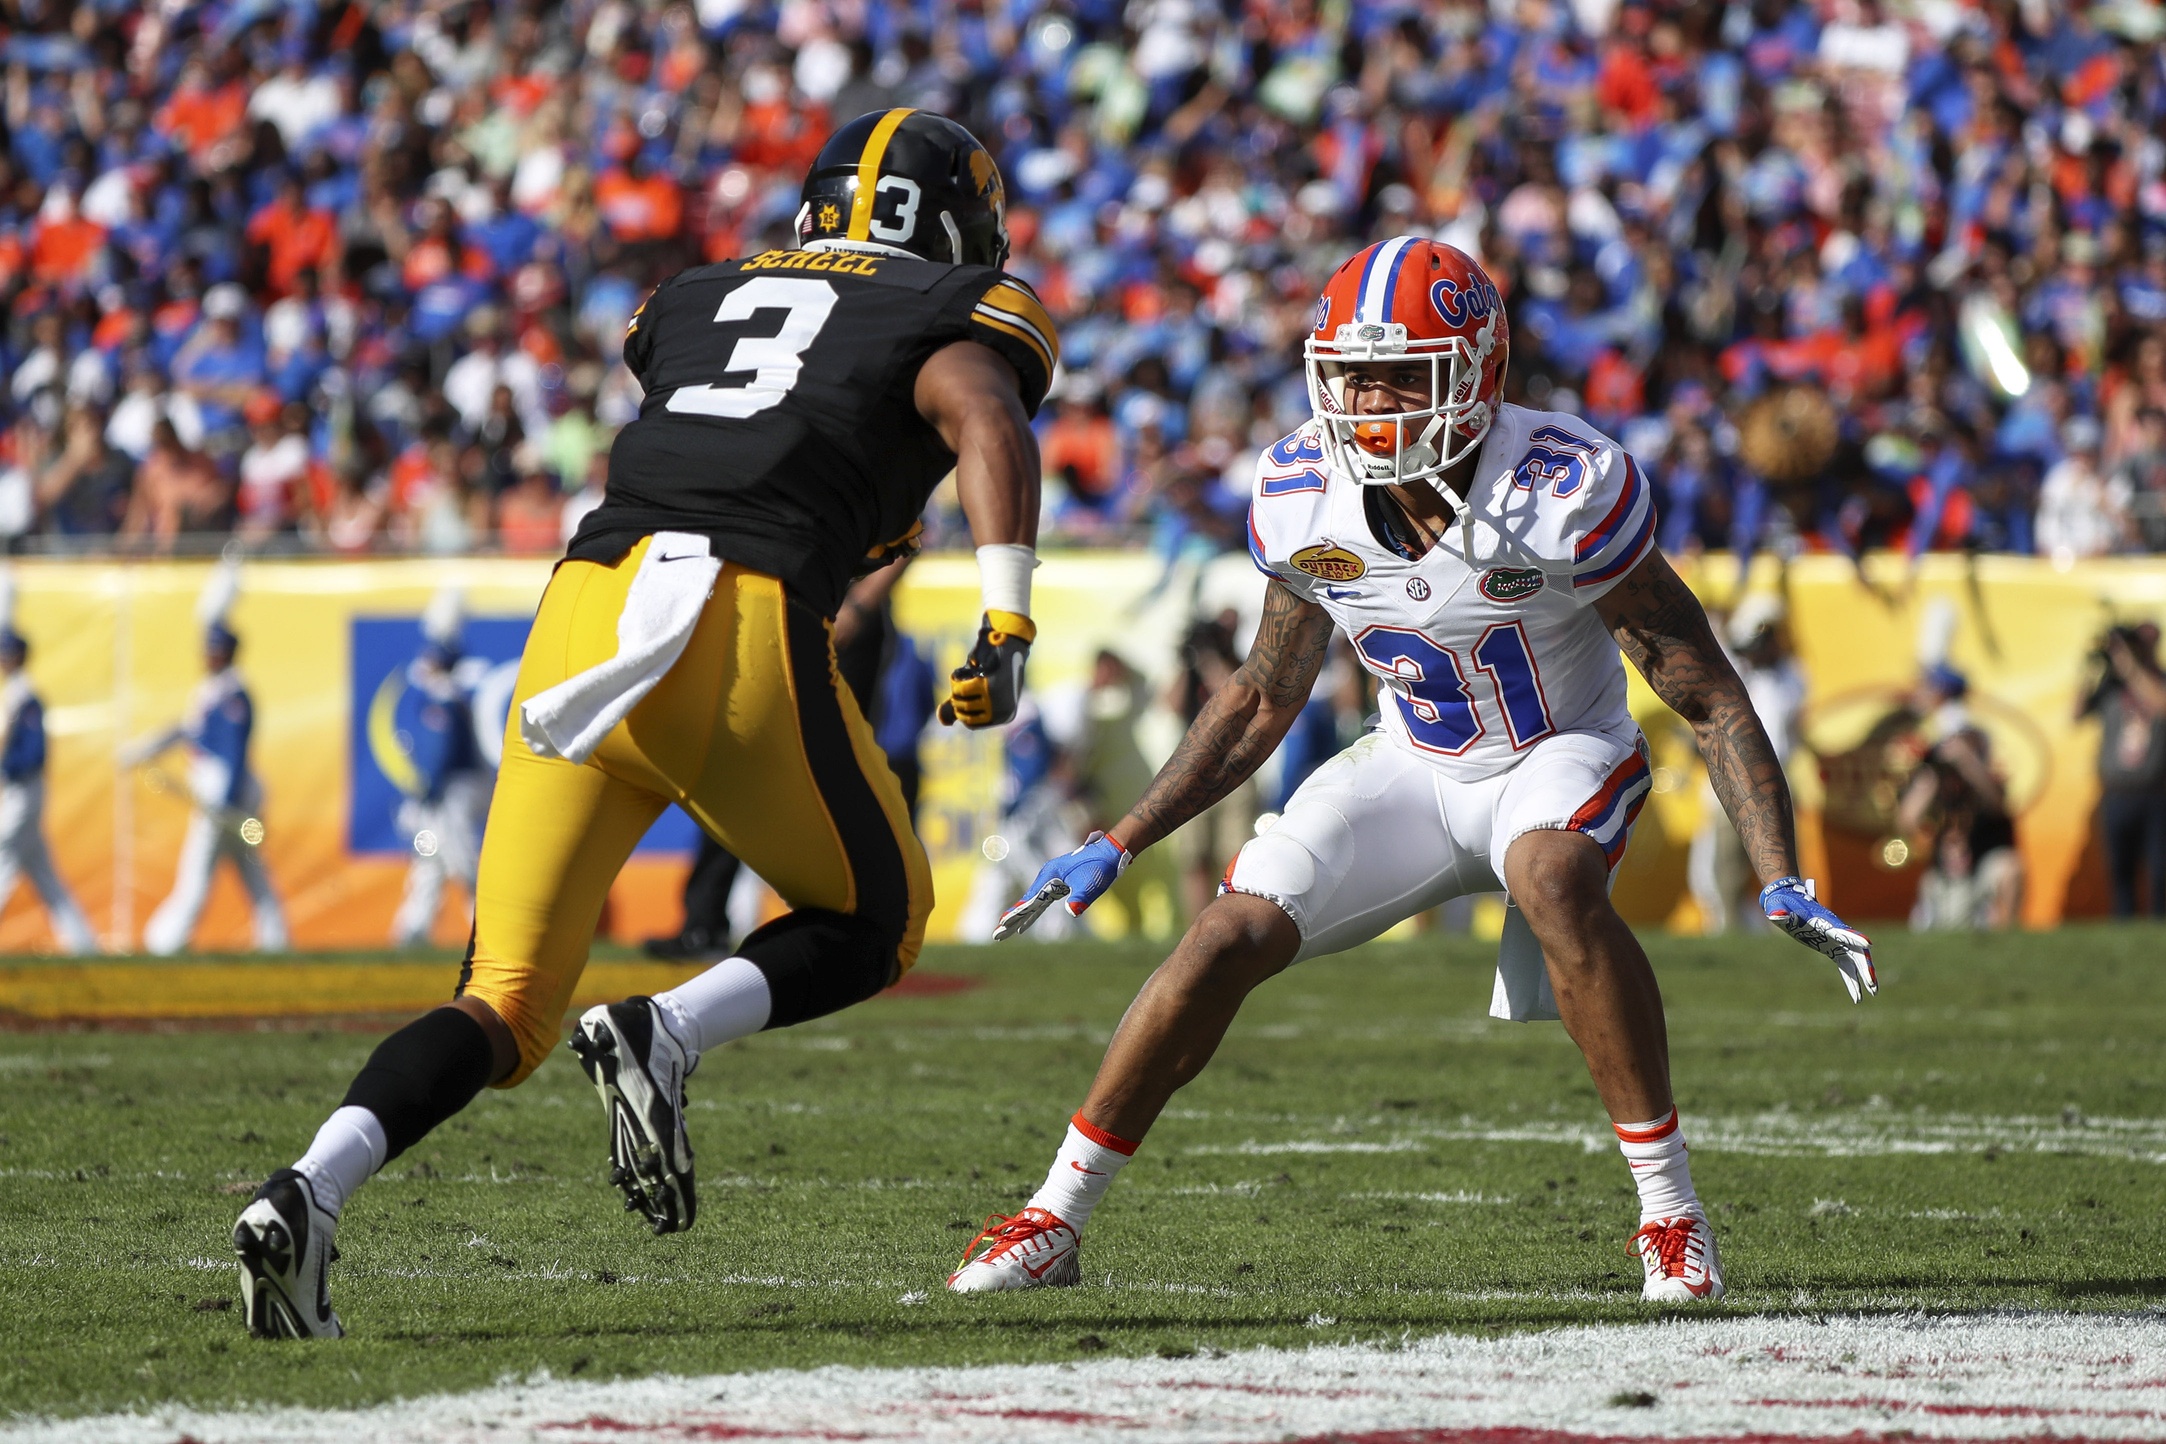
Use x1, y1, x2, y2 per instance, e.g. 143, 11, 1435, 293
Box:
233, 1168, 344, 1339
570, 998, 697, 1234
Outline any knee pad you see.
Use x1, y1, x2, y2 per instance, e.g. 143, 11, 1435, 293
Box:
1224, 825, 1338, 936
341, 1007, 495, 1160
736, 907, 896, 1029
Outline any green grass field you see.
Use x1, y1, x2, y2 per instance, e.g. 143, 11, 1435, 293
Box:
3, 927, 2163, 1421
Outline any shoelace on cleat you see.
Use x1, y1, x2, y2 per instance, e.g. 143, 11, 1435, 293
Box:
957, 1206, 1067, 1268
1631, 1217, 1703, 1278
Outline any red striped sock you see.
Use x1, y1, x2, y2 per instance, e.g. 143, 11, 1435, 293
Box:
1026, 1113, 1139, 1230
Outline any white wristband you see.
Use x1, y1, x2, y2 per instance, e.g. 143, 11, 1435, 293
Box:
976, 543, 1037, 618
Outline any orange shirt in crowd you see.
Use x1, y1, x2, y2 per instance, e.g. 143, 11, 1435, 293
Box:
594, 169, 684, 242
305, 457, 340, 519
387, 443, 439, 514
496, 481, 564, 554
734, 100, 828, 172
1041, 409, 1120, 498
247, 200, 338, 294
91, 306, 138, 350
1597, 44, 1661, 128
157, 80, 248, 162
30, 215, 106, 283
493, 70, 553, 116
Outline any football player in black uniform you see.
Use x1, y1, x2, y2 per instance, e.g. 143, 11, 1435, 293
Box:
231, 110, 1056, 1338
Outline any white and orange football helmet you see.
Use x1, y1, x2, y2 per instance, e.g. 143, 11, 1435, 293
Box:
1305, 237, 1510, 488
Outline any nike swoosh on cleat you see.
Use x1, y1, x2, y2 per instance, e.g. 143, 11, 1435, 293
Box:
1020, 1251, 1069, 1279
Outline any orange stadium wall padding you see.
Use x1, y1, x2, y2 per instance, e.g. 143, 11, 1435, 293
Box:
0, 551, 2145, 955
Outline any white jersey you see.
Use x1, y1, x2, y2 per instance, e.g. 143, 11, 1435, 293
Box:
1247, 403, 1655, 782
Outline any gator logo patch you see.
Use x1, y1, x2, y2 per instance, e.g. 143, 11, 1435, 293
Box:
1290, 544, 1367, 583
1478, 567, 1544, 603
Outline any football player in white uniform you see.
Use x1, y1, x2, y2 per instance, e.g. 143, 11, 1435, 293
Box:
950, 239, 1875, 1303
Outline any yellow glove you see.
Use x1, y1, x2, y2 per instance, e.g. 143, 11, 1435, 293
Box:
939, 610, 1034, 728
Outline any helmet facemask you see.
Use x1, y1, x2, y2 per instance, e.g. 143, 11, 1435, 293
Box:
1305, 316, 1500, 488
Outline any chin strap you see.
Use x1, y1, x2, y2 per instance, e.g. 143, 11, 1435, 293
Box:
1416, 475, 1478, 563
1398, 412, 1479, 562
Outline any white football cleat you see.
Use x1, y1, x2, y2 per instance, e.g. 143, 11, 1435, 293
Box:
233, 1168, 344, 1339
947, 1207, 1081, 1292
570, 998, 697, 1234
1632, 1214, 1724, 1302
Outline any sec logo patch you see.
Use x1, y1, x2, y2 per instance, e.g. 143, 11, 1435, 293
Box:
1479, 567, 1544, 603
1291, 544, 1366, 583
1406, 577, 1431, 600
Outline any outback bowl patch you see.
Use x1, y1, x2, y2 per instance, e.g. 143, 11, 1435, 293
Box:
1290, 544, 1367, 583
1479, 566, 1544, 602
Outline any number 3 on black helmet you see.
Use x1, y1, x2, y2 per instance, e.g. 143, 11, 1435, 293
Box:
796, 108, 1011, 270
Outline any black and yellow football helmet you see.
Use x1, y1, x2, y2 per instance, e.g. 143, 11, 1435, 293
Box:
797, 109, 1010, 270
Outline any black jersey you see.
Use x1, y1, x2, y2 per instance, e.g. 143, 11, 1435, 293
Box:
568, 248, 1058, 614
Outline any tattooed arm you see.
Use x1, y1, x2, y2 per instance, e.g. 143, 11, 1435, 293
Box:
1109, 580, 1336, 854
1596, 551, 1800, 885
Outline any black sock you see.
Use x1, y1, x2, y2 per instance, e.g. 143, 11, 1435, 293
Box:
735, 907, 898, 1029
340, 1007, 495, 1161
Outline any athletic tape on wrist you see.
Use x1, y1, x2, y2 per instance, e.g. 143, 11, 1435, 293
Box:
976, 543, 1037, 619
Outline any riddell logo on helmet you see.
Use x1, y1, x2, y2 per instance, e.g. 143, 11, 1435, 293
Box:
1479, 567, 1544, 602
1312, 296, 1332, 333
1291, 544, 1367, 583
1431, 275, 1501, 327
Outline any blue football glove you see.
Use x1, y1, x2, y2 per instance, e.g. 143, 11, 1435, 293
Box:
1760, 876, 1877, 1003
993, 831, 1131, 941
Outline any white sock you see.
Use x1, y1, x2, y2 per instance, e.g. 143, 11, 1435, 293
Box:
653, 956, 772, 1061
1615, 1108, 1700, 1223
292, 1106, 388, 1217
1024, 1115, 1137, 1232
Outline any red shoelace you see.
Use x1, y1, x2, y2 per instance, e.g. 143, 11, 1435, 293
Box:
1632, 1217, 1702, 1278
957, 1206, 1066, 1268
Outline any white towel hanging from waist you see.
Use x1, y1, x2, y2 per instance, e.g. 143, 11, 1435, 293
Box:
1488, 898, 1560, 1022
519, 532, 722, 765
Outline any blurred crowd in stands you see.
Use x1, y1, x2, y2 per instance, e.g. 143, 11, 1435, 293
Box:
1, 0, 2164, 560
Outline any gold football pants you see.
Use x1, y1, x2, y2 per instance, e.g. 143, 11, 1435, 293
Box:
460, 538, 932, 1084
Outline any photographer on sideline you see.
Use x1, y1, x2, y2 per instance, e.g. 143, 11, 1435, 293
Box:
2079, 622, 2166, 918
1898, 666, 2022, 931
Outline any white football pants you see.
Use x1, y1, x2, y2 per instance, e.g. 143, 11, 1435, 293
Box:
392, 772, 491, 947
1224, 723, 1651, 962
0, 779, 97, 954
144, 796, 289, 955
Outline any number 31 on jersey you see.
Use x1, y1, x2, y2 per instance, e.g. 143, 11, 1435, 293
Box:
1353, 621, 1554, 755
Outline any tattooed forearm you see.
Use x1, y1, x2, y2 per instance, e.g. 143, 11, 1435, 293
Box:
1597, 552, 1800, 885
1117, 582, 1335, 852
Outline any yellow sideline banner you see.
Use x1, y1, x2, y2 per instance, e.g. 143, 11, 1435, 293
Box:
0, 551, 2145, 956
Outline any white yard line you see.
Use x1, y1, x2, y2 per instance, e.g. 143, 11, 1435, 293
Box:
9, 1314, 2166, 1444
1184, 1110, 2166, 1165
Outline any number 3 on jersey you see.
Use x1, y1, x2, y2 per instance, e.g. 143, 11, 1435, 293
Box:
666, 277, 839, 420
1353, 621, 1553, 754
